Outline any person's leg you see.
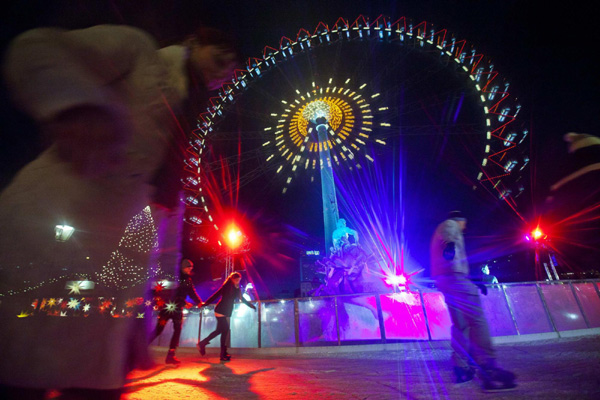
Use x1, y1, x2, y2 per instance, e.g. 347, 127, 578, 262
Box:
462, 293, 495, 367
150, 312, 169, 343
203, 318, 225, 343
219, 317, 231, 360
448, 285, 515, 391
198, 316, 226, 355
165, 314, 183, 364
434, 276, 479, 384
169, 314, 183, 350
443, 291, 473, 370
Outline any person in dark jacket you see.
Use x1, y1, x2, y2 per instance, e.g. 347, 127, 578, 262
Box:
197, 272, 256, 361
150, 258, 203, 364
480, 264, 499, 285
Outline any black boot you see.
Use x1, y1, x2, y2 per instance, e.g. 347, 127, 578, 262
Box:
479, 364, 517, 392
197, 339, 209, 356
165, 349, 180, 365
453, 366, 475, 383
220, 346, 231, 361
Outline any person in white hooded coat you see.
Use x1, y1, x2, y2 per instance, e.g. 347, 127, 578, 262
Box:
0, 24, 235, 397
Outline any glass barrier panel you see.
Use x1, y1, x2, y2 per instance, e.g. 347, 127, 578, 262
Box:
380, 291, 428, 340
337, 295, 381, 341
261, 300, 296, 347
422, 291, 451, 340
504, 285, 553, 334
572, 283, 600, 328
179, 311, 200, 347
231, 302, 259, 348
298, 297, 337, 344
540, 283, 587, 331
480, 286, 517, 337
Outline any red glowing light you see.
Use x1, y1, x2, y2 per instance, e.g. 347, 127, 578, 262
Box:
526, 223, 548, 244
225, 225, 243, 249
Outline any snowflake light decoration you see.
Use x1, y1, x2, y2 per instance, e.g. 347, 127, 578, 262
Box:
67, 298, 81, 310
164, 301, 177, 313
67, 282, 81, 295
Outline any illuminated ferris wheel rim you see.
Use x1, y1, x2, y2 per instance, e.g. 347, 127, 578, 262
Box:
183, 15, 527, 237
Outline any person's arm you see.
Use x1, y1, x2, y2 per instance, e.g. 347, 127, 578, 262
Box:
203, 283, 225, 307
184, 278, 203, 305
440, 221, 462, 260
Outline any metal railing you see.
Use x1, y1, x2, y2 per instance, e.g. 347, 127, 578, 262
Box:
159, 279, 600, 349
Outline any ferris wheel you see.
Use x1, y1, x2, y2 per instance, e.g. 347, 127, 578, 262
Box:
181, 15, 528, 250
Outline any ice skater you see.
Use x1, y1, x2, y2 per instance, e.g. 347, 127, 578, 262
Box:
430, 210, 516, 391
197, 272, 256, 361
150, 259, 203, 364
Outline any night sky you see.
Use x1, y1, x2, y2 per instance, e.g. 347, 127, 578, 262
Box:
1, 1, 598, 296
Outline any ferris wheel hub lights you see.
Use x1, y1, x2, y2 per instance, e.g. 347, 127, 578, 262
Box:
302, 100, 332, 123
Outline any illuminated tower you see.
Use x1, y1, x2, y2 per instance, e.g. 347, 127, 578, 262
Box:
303, 101, 340, 254
257, 79, 384, 256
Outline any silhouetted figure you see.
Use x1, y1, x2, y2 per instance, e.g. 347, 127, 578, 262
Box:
480, 264, 499, 285
150, 259, 203, 364
197, 272, 256, 361
544, 132, 600, 277
430, 211, 516, 391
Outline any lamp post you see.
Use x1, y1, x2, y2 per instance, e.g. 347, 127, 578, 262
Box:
223, 225, 250, 278
55, 224, 75, 242
526, 226, 559, 281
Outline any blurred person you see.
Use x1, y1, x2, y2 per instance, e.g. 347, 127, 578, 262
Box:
544, 133, 600, 276
430, 211, 516, 392
197, 272, 256, 361
149, 259, 203, 365
242, 282, 258, 301
0, 23, 236, 398
480, 264, 499, 285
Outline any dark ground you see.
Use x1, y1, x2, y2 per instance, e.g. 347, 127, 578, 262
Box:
123, 335, 600, 399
